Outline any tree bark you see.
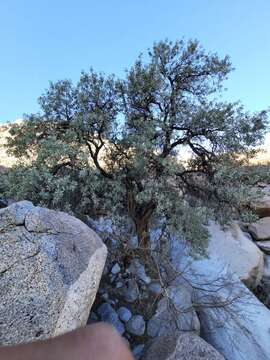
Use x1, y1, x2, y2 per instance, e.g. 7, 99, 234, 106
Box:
134, 208, 154, 247
126, 180, 156, 247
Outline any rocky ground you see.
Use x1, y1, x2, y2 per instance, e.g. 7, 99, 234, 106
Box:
2, 194, 270, 359
84, 182, 270, 360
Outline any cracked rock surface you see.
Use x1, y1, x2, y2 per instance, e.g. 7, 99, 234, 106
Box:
0, 201, 107, 345
142, 332, 225, 360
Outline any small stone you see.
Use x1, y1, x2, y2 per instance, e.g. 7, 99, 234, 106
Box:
97, 303, 125, 335
110, 275, 116, 283
148, 282, 162, 296
96, 217, 114, 234
101, 292, 109, 301
108, 299, 116, 306
133, 344, 145, 360
128, 259, 151, 284
123, 270, 130, 278
127, 235, 138, 249
118, 307, 132, 323
141, 291, 150, 300
107, 238, 118, 249
120, 279, 139, 303
126, 315, 145, 336
111, 263, 121, 275
115, 281, 124, 289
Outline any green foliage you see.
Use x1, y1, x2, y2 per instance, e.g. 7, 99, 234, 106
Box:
2, 38, 269, 252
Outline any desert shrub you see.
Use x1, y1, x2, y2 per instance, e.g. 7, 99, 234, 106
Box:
2, 39, 269, 253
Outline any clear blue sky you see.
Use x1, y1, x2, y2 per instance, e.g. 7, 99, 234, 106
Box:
0, 0, 269, 122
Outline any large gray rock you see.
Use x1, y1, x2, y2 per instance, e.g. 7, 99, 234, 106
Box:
187, 255, 270, 360
256, 241, 270, 254
142, 332, 225, 360
207, 222, 263, 288
196, 283, 270, 360
254, 195, 270, 218
263, 255, 270, 278
0, 201, 107, 345
155, 225, 270, 360
147, 284, 200, 338
248, 217, 270, 241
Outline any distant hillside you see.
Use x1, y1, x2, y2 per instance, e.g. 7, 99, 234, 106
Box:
250, 133, 270, 165
0, 124, 18, 172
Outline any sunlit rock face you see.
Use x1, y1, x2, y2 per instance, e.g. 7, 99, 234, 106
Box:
0, 201, 107, 345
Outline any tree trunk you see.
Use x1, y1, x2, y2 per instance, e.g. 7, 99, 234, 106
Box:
126, 181, 156, 247
134, 210, 151, 247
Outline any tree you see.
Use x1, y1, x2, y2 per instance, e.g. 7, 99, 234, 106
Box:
3, 39, 268, 250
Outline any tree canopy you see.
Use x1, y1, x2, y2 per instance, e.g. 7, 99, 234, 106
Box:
2, 39, 269, 252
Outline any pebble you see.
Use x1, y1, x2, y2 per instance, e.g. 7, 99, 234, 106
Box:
148, 282, 162, 296
109, 274, 116, 283
97, 303, 125, 335
115, 281, 124, 289
127, 235, 138, 249
120, 279, 139, 303
111, 263, 121, 275
128, 259, 151, 284
132, 344, 145, 360
118, 307, 132, 323
101, 292, 109, 301
107, 238, 118, 249
126, 315, 145, 336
